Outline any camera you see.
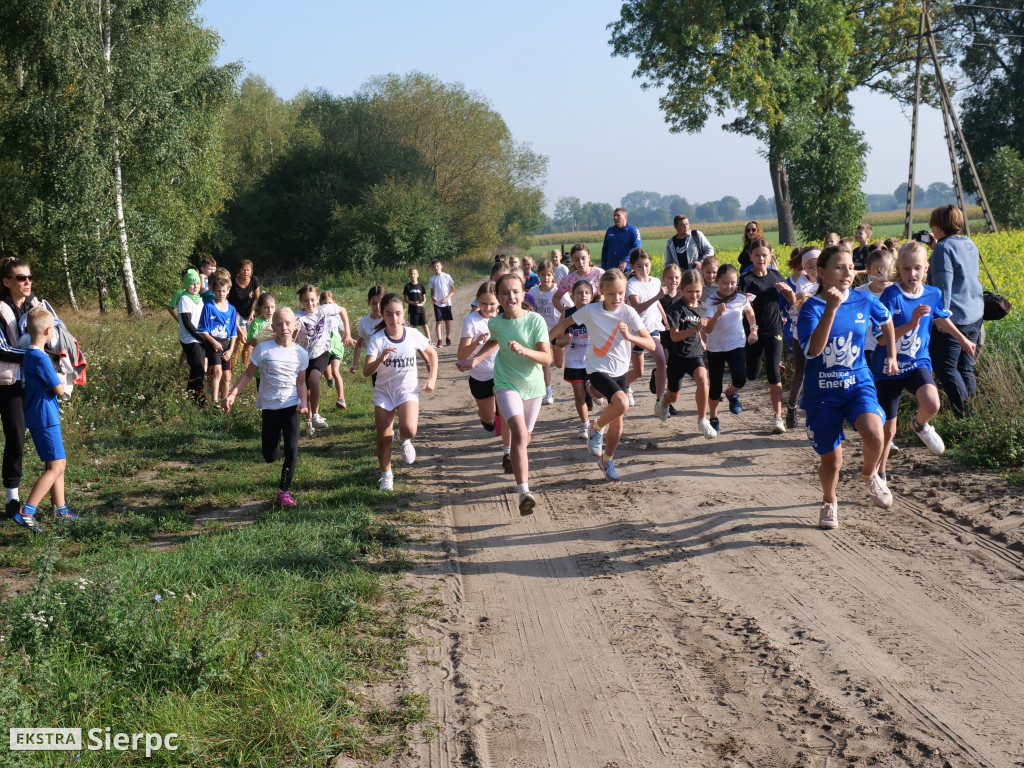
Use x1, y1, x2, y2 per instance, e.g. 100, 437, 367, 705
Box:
911, 230, 933, 245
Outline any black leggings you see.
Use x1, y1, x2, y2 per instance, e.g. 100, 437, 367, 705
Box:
181, 342, 206, 401
745, 335, 783, 385
0, 382, 25, 489
262, 405, 299, 491
707, 347, 746, 401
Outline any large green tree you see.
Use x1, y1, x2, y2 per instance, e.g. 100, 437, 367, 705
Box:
0, 0, 237, 313
608, 0, 927, 244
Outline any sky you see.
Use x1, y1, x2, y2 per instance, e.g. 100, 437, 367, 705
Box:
197, 0, 957, 215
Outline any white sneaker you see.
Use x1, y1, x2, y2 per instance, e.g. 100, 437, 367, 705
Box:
305, 418, 315, 438
772, 416, 786, 434
401, 440, 416, 465
593, 396, 607, 407
866, 473, 893, 509
312, 413, 328, 429
518, 491, 536, 516
626, 387, 635, 406
576, 421, 590, 439
914, 421, 945, 455
587, 422, 605, 457
378, 472, 394, 491
698, 417, 717, 439
542, 393, 555, 405
818, 501, 838, 529
654, 399, 669, 422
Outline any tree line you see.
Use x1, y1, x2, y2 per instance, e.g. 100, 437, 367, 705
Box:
0, 3, 546, 314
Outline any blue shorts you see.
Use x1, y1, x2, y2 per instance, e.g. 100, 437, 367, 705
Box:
30, 424, 65, 462
804, 389, 884, 456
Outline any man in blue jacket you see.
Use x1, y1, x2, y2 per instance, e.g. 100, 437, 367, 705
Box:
601, 208, 641, 271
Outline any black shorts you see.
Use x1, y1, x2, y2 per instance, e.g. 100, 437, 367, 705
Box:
564, 367, 588, 384
409, 306, 427, 326
306, 352, 330, 382
205, 337, 233, 370
666, 355, 705, 392
874, 369, 935, 420
468, 377, 494, 401
433, 305, 454, 322
588, 371, 628, 401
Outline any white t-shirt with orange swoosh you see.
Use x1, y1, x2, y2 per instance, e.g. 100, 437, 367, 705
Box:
571, 303, 645, 377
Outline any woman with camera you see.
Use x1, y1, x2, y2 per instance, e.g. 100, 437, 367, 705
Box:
925, 205, 984, 417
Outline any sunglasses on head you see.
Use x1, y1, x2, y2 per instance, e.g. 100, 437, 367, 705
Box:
11, 274, 33, 283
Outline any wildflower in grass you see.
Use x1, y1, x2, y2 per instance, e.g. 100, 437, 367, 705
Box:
153, 594, 162, 603
256, 652, 262, 658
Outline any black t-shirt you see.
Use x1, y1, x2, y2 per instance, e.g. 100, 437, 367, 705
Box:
737, 269, 785, 336
852, 244, 870, 270
228, 277, 259, 318
664, 297, 705, 359
404, 282, 426, 305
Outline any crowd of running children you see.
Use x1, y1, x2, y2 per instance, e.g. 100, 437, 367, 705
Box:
168, 215, 976, 531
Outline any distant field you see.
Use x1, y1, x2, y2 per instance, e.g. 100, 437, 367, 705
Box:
528, 206, 987, 253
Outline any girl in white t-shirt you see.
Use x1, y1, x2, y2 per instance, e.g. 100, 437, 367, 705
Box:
703, 264, 757, 435
223, 307, 309, 509
549, 269, 654, 482
296, 284, 351, 435
363, 293, 438, 492
528, 260, 562, 404
350, 285, 385, 375
457, 282, 510, 465
554, 280, 595, 439
625, 248, 668, 413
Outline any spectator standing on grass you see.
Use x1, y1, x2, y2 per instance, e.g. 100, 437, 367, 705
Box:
737, 221, 764, 272
601, 208, 641, 271
429, 259, 455, 347
925, 205, 984, 417
12, 308, 77, 532
228, 260, 260, 368
663, 215, 714, 271
0, 258, 40, 519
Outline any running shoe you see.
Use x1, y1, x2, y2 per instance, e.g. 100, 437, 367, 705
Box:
709, 417, 721, 435
13, 509, 42, 533
698, 418, 717, 439
445, 337, 452, 347
5, 498, 19, 519
654, 399, 669, 422
305, 418, 315, 438
275, 490, 296, 509
336, 398, 347, 409
626, 387, 635, 406
879, 470, 887, 486
542, 393, 555, 405
771, 416, 786, 434
866, 473, 893, 509
587, 423, 605, 457
785, 407, 797, 430
325, 377, 334, 389
667, 404, 679, 417
378, 472, 394, 492
576, 421, 590, 440
598, 457, 621, 482
312, 413, 328, 429
648, 370, 657, 394
54, 507, 80, 521
914, 421, 945, 455
593, 396, 607, 407
401, 440, 417, 465
518, 491, 536, 516
889, 442, 901, 454
727, 394, 742, 414
818, 501, 838, 529
502, 453, 513, 474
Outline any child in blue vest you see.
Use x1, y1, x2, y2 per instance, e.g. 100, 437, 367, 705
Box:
12, 308, 77, 532
797, 246, 898, 530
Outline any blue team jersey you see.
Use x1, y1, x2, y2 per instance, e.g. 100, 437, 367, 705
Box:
779, 276, 798, 347
24, 347, 61, 429
871, 284, 951, 380
197, 301, 237, 339
798, 289, 891, 407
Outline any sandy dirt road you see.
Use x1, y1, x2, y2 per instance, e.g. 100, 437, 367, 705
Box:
384, 283, 1024, 768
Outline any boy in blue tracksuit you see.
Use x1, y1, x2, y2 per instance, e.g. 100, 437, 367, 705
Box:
12, 308, 76, 532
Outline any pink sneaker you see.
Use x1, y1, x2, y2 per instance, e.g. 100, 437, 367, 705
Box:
275, 491, 296, 508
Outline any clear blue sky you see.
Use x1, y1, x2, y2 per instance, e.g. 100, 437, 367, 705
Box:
197, 0, 956, 216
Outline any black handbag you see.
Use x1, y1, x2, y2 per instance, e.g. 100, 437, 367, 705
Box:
980, 255, 1012, 321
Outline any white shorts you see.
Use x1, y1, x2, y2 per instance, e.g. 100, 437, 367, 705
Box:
373, 381, 420, 412
495, 388, 542, 433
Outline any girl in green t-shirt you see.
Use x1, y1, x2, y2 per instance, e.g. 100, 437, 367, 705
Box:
457, 274, 551, 516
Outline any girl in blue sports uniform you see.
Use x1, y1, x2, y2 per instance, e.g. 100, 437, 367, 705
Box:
871, 240, 977, 483
797, 245, 899, 530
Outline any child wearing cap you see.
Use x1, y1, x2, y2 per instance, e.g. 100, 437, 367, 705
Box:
176, 269, 207, 403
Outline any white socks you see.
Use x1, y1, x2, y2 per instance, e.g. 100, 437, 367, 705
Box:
517, 483, 530, 494
6, 487, 18, 502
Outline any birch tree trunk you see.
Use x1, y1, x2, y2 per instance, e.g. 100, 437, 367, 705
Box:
102, 0, 142, 316
61, 242, 78, 311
